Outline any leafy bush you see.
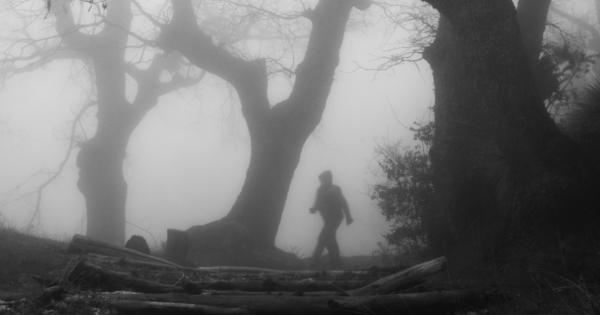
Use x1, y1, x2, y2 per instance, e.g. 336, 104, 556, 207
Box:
372, 122, 433, 254
563, 77, 600, 165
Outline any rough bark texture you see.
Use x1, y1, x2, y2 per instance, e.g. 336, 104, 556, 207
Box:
66, 0, 134, 246
349, 257, 446, 296
108, 300, 249, 315
68, 259, 178, 293
68, 234, 182, 268
81, 290, 489, 315
77, 114, 133, 246
160, 0, 367, 265
517, 0, 551, 64
517, 0, 556, 100
422, 0, 600, 271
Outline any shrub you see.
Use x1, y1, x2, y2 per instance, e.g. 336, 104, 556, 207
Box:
372, 122, 433, 254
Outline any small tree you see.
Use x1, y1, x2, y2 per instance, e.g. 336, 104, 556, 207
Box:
372, 122, 433, 254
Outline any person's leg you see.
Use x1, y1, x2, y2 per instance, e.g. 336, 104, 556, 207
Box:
325, 217, 342, 268
327, 236, 341, 268
311, 225, 327, 267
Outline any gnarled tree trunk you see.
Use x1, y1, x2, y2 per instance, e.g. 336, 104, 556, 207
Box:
72, 0, 134, 246
76, 112, 133, 245
161, 0, 367, 266
56, 0, 194, 245
422, 0, 600, 272
225, 127, 306, 249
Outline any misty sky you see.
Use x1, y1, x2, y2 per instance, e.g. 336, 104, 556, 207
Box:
0, 1, 435, 257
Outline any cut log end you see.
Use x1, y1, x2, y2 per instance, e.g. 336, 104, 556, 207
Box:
349, 257, 447, 296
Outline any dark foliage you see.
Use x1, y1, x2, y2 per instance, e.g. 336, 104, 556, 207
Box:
372, 122, 434, 254
564, 77, 600, 165
542, 34, 596, 115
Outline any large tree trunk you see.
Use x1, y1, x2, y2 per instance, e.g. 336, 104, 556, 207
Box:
226, 120, 307, 248
77, 139, 127, 246
66, 0, 183, 246
517, 0, 557, 100
76, 109, 134, 246
422, 0, 600, 272
60, 0, 133, 246
186, 126, 306, 266
517, 0, 551, 65
75, 3, 133, 244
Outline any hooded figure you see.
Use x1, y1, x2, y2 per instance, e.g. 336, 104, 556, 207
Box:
309, 170, 353, 268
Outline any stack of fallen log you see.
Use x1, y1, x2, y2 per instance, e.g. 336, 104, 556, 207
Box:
48, 235, 491, 314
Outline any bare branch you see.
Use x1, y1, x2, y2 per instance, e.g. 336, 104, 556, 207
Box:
27, 102, 95, 230
159, 0, 270, 128
362, 1, 437, 70
160, 1, 261, 86
219, 0, 308, 21
158, 71, 205, 95
51, 1, 96, 51
1, 47, 86, 80
131, 0, 165, 28
551, 5, 600, 48
130, 54, 206, 116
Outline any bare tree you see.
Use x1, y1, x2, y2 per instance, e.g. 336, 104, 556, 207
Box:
156, 0, 369, 265
1, 0, 200, 245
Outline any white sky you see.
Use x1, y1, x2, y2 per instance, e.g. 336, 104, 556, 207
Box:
0, 1, 434, 257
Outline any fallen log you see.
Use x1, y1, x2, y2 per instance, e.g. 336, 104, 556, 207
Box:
201, 290, 346, 297
193, 266, 287, 274
85, 253, 197, 272
110, 300, 249, 315
67, 259, 179, 293
349, 256, 447, 296
193, 266, 373, 278
66, 255, 368, 294
87, 254, 374, 281
199, 266, 372, 281
68, 235, 183, 269
80, 247, 372, 279
196, 279, 362, 292
336, 290, 490, 314
80, 289, 489, 315
68, 235, 393, 283
192, 266, 365, 277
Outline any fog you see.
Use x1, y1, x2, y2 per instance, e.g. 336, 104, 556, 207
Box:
0, 0, 433, 258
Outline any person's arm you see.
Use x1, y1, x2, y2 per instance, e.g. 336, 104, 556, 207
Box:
310, 187, 321, 214
338, 187, 353, 224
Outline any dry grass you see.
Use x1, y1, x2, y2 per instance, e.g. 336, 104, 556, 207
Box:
0, 226, 68, 294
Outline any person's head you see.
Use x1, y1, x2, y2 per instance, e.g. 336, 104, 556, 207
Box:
318, 170, 333, 186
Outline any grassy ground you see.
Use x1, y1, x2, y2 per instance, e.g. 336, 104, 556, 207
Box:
429, 262, 600, 315
0, 227, 68, 299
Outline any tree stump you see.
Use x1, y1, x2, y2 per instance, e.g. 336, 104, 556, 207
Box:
166, 229, 188, 265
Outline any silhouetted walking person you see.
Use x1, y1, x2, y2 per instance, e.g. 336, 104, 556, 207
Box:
310, 170, 353, 268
